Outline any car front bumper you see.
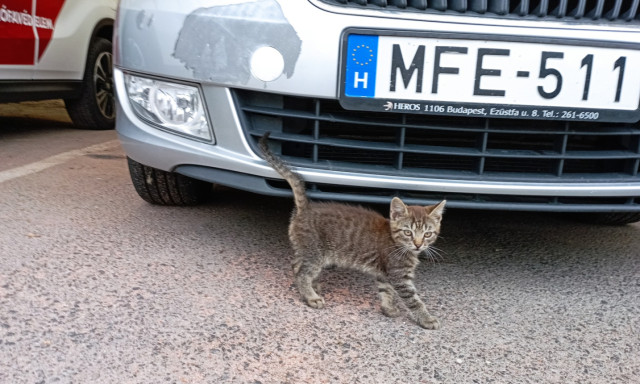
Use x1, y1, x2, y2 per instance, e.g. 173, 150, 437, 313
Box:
114, 0, 640, 212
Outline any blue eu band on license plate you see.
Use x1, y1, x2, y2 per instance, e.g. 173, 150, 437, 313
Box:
340, 32, 640, 123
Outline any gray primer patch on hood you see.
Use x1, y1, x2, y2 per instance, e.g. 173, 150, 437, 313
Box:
174, 0, 302, 85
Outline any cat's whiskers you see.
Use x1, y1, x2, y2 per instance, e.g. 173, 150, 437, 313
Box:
421, 245, 445, 264
421, 249, 437, 264
386, 245, 406, 258
427, 245, 446, 259
383, 244, 403, 252
387, 244, 411, 261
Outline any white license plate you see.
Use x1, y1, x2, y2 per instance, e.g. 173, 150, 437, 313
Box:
339, 32, 640, 123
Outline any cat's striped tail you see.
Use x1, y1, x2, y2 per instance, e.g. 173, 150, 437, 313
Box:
259, 132, 309, 211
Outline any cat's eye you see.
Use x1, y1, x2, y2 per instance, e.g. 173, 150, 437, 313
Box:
403, 230, 412, 237
424, 232, 434, 238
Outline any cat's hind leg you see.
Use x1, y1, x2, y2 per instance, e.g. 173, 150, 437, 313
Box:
376, 278, 401, 318
294, 257, 325, 309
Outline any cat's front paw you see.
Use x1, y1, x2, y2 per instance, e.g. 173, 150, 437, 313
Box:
305, 296, 325, 309
416, 315, 440, 330
381, 305, 401, 318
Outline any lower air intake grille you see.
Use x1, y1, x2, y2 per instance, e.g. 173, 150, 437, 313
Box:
318, 0, 640, 23
234, 89, 640, 210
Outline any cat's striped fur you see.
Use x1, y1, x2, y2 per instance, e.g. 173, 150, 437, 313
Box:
259, 132, 445, 329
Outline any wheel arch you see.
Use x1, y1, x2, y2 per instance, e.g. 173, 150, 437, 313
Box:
76, 18, 113, 78
90, 18, 114, 43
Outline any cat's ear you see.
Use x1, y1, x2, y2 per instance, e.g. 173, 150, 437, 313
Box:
390, 197, 409, 221
426, 200, 447, 223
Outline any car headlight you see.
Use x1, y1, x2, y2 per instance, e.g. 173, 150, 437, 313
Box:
123, 73, 213, 142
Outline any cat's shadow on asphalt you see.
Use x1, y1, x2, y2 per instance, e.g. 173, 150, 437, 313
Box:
202, 185, 639, 267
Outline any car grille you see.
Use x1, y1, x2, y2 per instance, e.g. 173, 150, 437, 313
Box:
234, 89, 640, 210
317, 0, 640, 23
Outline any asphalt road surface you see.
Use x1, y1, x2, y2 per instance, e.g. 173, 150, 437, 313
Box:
1, 101, 639, 384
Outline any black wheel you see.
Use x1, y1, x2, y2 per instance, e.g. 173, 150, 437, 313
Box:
578, 212, 640, 225
127, 157, 211, 205
65, 38, 115, 130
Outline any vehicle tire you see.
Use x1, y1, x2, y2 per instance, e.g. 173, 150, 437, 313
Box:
64, 38, 115, 130
579, 212, 640, 225
127, 157, 211, 205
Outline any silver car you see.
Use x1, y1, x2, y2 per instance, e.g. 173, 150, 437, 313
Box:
114, 0, 640, 224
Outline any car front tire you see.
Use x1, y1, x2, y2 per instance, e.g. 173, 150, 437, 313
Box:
65, 37, 115, 130
127, 157, 211, 205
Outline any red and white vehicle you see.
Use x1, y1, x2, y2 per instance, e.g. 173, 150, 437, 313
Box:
0, 0, 116, 129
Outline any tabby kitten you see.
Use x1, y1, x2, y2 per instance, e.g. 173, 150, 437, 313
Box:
259, 133, 445, 329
